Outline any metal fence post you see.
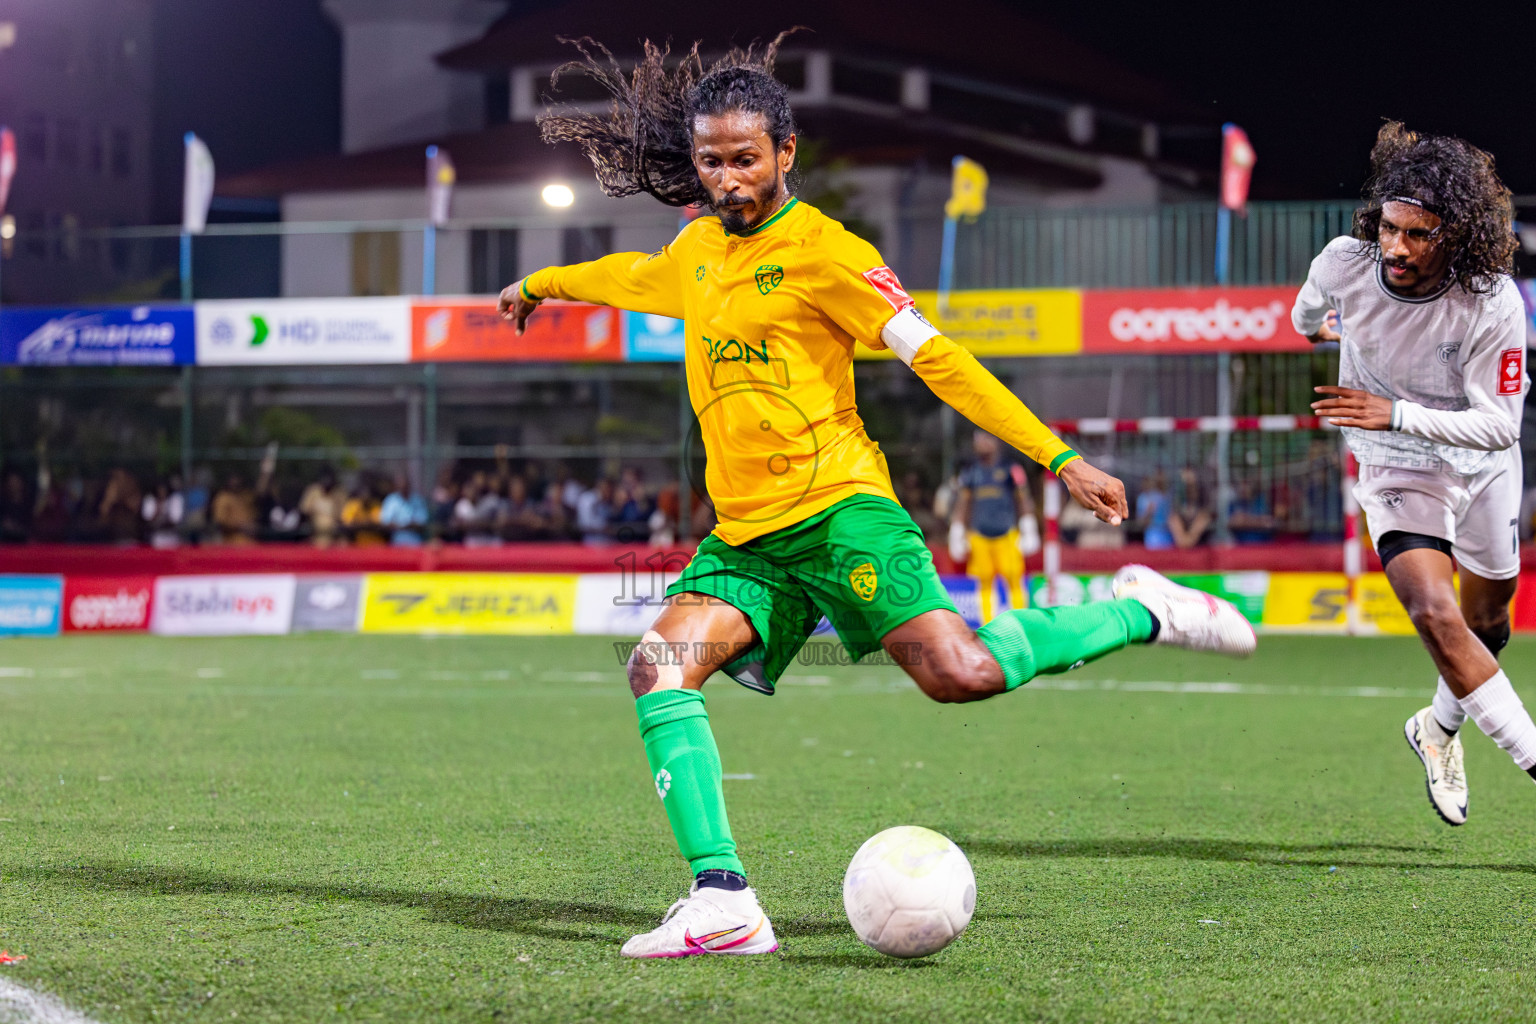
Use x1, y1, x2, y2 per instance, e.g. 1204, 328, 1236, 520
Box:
180, 365, 194, 486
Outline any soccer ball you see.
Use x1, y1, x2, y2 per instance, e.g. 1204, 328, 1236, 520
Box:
842, 825, 976, 958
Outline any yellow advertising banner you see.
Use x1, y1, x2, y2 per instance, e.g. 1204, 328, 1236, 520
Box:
1260, 572, 1417, 635
855, 289, 1083, 359
360, 573, 578, 635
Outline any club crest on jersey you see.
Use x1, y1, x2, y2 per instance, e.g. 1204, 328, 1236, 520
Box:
755, 264, 784, 294
1499, 348, 1523, 395
1376, 489, 1405, 509
848, 562, 879, 601
1436, 342, 1460, 364
862, 266, 916, 312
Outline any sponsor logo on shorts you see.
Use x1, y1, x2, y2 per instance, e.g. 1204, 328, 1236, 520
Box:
848, 562, 879, 601
1499, 348, 1523, 396
655, 768, 672, 800
861, 266, 916, 312
1376, 489, 1406, 509
754, 264, 784, 295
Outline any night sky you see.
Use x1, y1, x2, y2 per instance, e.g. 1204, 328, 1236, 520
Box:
150, 0, 1536, 219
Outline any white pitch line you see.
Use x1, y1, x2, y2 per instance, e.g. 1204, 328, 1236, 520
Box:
1025, 678, 1421, 699
0, 978, 107, 1024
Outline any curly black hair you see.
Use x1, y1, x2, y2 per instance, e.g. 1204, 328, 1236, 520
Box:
1351, 121, 1515, 293
537, 31, 802, 207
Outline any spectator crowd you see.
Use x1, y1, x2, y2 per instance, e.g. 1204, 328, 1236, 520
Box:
0, 460, 692, 548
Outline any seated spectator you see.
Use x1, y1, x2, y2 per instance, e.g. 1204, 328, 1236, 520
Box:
100, 469, 143, 545
1135, 472, 1174, 550
540, 482, 571, 540
612, 467, 654, 543
454, 474, 505, 547
1060, 497, 1125, 549
576, 477, 617, 546
0, 470, 33, 543
182, 468, 212, 545
342, 476, 387, 547
265, 484, 304, 542
380, 474, 430, 546
500, 475, 547, 542
142, 476, 185, 549
1169, 467, 1214, 550
650, 482, 680, 546
431, 468, 459, 539
1228, 480, 1277, 544
211, 473, 258, 546
300, 468, 345, 548
32, 482, 70, 543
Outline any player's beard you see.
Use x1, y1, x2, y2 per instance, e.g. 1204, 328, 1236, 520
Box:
712, 171, 783, 234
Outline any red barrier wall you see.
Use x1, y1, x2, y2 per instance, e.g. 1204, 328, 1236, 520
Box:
0, 541, 1408, 578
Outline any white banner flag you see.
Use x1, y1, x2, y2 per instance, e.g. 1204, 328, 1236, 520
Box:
427, 145, 455, 227
182, 132, 215, 234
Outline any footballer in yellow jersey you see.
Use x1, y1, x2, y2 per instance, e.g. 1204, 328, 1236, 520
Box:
500, 34, 1256, 958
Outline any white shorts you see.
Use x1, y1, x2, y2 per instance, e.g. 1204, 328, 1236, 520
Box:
1354, 447, 1522, 581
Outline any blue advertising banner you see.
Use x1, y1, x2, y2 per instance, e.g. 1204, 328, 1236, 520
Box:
0, 575, 63, 636
0, 306, 195, 366
624, 310, 685, 362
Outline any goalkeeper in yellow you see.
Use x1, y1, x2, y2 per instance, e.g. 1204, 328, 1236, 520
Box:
499, 35, 1255, 958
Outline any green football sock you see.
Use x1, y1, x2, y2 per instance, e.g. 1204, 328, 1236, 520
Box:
977, 599, 1155, 690
635, 688, 745, 877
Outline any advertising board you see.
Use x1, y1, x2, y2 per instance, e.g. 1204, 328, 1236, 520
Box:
0, 575, 63, 636
1081, 287, 1310, 354
292, 576, 363, 633
0, 306, 195, 366
151, 575, 297, 636
196, 298, 411, 365
62, 576, 154, 632
412, 299, 622, 362
359, 573, 578, 634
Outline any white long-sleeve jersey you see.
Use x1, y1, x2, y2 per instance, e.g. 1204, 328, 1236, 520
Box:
1292, 236, 1528, 475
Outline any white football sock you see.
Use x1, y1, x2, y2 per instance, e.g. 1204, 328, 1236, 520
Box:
1460, 671, 1536, 771
1431, 676, 1467, 736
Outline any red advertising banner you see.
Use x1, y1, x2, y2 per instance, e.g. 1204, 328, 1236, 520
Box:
62, 575, 154, 632
1082, 287, 1311, 354
411, 299, 622, 362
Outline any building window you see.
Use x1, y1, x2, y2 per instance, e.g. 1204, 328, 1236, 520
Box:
351, 231, 401, 296
110, 128, 132, 178
55, 119, 79, 169
775, 56, 806, 90
831, 60, 901, 105
561, 225, 612, 265
484, 74, 510, 125
22, 211, 44, 260
22, 113, 46, 164
471, 229, 519, 293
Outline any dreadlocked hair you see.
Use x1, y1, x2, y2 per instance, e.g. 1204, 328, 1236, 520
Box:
1351, 121, 1515, 293
537, 30, 802, 207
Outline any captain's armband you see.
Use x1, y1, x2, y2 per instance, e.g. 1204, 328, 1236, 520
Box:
880, 307, 942, 366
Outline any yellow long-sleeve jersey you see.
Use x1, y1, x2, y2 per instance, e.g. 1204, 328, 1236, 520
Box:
523, 198, 1078, 546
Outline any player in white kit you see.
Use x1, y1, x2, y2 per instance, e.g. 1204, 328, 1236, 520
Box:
1293, 122, 1529, 826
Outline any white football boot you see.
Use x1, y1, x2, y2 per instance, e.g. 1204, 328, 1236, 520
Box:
620, 883, 779, 958
1404, 706, 1468, 826
1111, 564, 1256, 658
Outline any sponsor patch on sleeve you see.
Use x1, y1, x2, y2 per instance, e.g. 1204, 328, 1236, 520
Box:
862, 266, 916, 312
1499, 348, 1524, 395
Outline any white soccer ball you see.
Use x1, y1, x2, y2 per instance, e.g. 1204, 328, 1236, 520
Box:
842, 825, 976, 958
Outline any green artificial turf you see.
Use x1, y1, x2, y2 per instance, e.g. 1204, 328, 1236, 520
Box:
1, 633, 1535, 1022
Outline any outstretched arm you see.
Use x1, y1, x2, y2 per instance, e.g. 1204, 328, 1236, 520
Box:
498, 246, 684, 333
906, 330, 1127, 524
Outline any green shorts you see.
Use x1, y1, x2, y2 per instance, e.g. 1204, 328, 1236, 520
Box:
665, 494, 958, 694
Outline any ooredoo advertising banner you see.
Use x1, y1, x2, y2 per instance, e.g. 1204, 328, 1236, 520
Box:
63, 576, 154, 632
196, 298, 410, 365
1082, 287, 1309, 354
0, 575, 62, 636
0, 306, 195, 366
151, 574, 296, 636
412, 300, 622, 362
